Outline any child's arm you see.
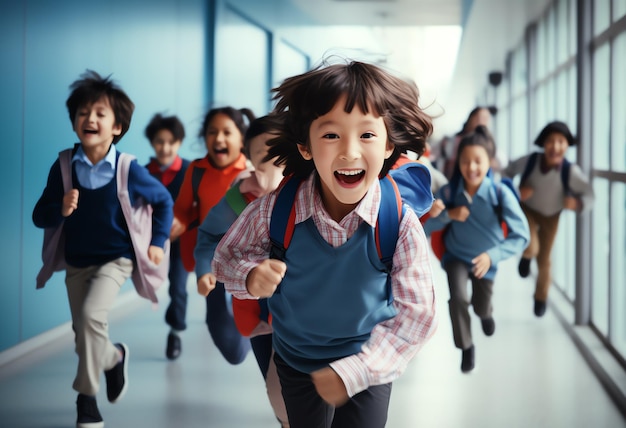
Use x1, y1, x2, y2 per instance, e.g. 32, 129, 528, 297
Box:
194, 197, 240, 296
33, 160, 68, 228
212, 195, 278, 299
566, 164, 595, 213
170, 163, 198, 239
327, 208, 438, 398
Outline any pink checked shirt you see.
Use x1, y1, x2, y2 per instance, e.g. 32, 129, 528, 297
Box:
212, 172, 437, 397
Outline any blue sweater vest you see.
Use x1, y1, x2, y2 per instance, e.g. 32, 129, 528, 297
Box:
63, 169, 133, 267
268, 218, 397, 373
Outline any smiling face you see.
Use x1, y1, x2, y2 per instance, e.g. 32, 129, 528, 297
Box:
73, 96, 121, 159
542, 132, 569, 167
204, 113, 244, 169
298, 95, 393, 222
458, 145, 491, 195
151, 128, 182, 167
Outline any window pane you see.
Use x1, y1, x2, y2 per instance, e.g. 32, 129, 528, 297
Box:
557, 0, 568, 64
552, 210, 577, 300
594, 0, 611, 36
591, 178, 610, 335
592, 44, 611, 171
568, 0, 577, 55
614, 0, 626, 20
611, 182, 626, 359
612, 32, 626, 172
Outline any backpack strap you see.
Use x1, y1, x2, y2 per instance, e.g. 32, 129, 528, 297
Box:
376, 174, 403, 270
520, 152, 540, 186
269, 175, 302, 260
187, 166, 206, 230
225, 183, 249, 216
116, 153, 134, 204
561, 158, 571, 195
58, 149, 73, 192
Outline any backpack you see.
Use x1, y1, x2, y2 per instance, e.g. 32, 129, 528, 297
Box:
36, 149, 170, 305
429, 171, 517, 261
520, 152, 571, 195
269, 162, 434, 271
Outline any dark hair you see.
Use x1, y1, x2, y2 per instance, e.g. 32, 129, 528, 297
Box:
243, 115, 278, 159
145, 113, 186, 143
534, 121, 576, 147
450, 125, 496, 185
264, 60, 433, 178
457, 106, 492, 136
198, 106, 256, 140
66, 70, 134, 144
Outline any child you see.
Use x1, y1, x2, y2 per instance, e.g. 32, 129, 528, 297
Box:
144, 113, 190, 360
169, 106, 254, 360
424, 125, 529, 373
194, 115, 288, 427
32, 70, 173, 427
212, 61, 438, 428
502, 121, 594, 317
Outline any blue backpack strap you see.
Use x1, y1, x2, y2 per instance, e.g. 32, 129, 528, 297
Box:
561, 158, 571, 195
376, 175, 403, 271
269, 175, 303, 260
520, 152, 540, 186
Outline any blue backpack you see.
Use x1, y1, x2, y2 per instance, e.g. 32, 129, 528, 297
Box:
269, 161, 434, 271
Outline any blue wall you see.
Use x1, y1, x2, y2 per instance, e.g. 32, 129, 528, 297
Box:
0, 0, 210, 351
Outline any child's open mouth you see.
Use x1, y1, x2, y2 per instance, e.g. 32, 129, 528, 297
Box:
84, 129, 97, 135
214, 147, 228, 156
334, 169, 365, 185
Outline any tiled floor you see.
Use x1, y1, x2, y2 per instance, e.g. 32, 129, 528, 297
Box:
1, 257, 625, 428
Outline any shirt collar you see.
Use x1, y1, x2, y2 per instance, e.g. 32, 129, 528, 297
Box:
299, 172, 380, 227
73, 144, 117, 168
454, 175, 495, 203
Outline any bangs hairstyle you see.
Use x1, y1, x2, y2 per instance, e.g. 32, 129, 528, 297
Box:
66, 70, 135, 144
198, 107, 256, 140
145, 114, 186, 143
265, 61, 433, 178
450, 125, 496, 184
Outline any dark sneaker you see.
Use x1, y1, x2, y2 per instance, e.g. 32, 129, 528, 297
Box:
76, 394, 104, 428
105, 343, 128, 403
534, 299, 547, 317
166, 332, 182, 360
461, 345, 475, 373
518, 258, 531, 278
481, 318, 496, 336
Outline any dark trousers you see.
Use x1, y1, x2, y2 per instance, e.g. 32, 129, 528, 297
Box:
206, 282, 251, 364
164, 240, 189, 331
444, 258, 494, 350
274, 353, 391, 428
250, 334, 273, 378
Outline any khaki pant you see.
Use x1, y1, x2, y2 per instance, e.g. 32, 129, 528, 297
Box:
521, 205, 561, 302
65, 257, 133, 396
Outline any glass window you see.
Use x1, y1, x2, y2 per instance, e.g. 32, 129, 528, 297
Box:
511, 98, 529, 158
557, 0, 568, 64
552, 211, 577, 301
568, 0, 577, 56
511, 45, 527, 96
614, 0, 626, 20
592, 44, 611, 171
536, 19, 547, 79
567, 66, 578, 134
594, 0, 611, 36
610, 182, 626, 358
612, 32, 626, 172
546, 5, 557, 72
591, 178, 610, 335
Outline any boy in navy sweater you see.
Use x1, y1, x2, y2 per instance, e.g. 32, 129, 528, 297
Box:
33, 70, 173, 428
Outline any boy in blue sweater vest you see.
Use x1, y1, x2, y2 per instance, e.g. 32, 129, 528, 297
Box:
33, 70, 173, 428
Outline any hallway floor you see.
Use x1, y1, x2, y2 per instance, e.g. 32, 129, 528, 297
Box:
1, 257, 625, 428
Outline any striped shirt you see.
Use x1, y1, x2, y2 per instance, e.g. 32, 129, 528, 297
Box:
212, 172, 438, 397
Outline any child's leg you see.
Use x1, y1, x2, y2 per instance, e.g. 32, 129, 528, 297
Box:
534, 212, 561, 301
470, 276, 494, 319
65, 257, 133, 396
331, 384, 391, 428
521, 205, 540, 259
165, 240, 189, 331
444, 259, 472, 350
266, 349, 290, 427
206, 282, 251, 364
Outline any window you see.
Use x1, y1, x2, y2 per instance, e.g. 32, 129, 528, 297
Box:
591, 178, 610, 335
612, 32, 626, 172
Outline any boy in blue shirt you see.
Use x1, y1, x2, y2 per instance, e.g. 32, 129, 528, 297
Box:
33, 70, 173, 428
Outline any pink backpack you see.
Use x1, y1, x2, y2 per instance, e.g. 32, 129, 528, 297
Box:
36, 149, 170, 305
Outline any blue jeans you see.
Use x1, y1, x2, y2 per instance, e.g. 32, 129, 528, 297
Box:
206, 282, 251, 364
164, 240, 189, 331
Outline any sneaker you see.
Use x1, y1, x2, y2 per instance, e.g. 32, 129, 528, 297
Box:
481, 317, 496, 336
166, 332, 182, 360
105, 343, 128, 403
518, 258, 531, 278
76, 394, 104, 428
461, 345, 475, 373
534, 299, 547, 317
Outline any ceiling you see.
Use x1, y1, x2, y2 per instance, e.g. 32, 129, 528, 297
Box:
227, 0, 552, 137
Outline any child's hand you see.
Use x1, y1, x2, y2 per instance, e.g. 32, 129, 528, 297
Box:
311, 366, 349, 407
519, 186, 534, 201
471, 252, 491, 279
429, 199, 446, 218
62, 189, 79, 217
563, 196, 579, 211
148, 245, 164, 265
170, 217, 185, 241
197, 273, 216, 296
246, 259, 286, 297
448, 206, 470, 222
